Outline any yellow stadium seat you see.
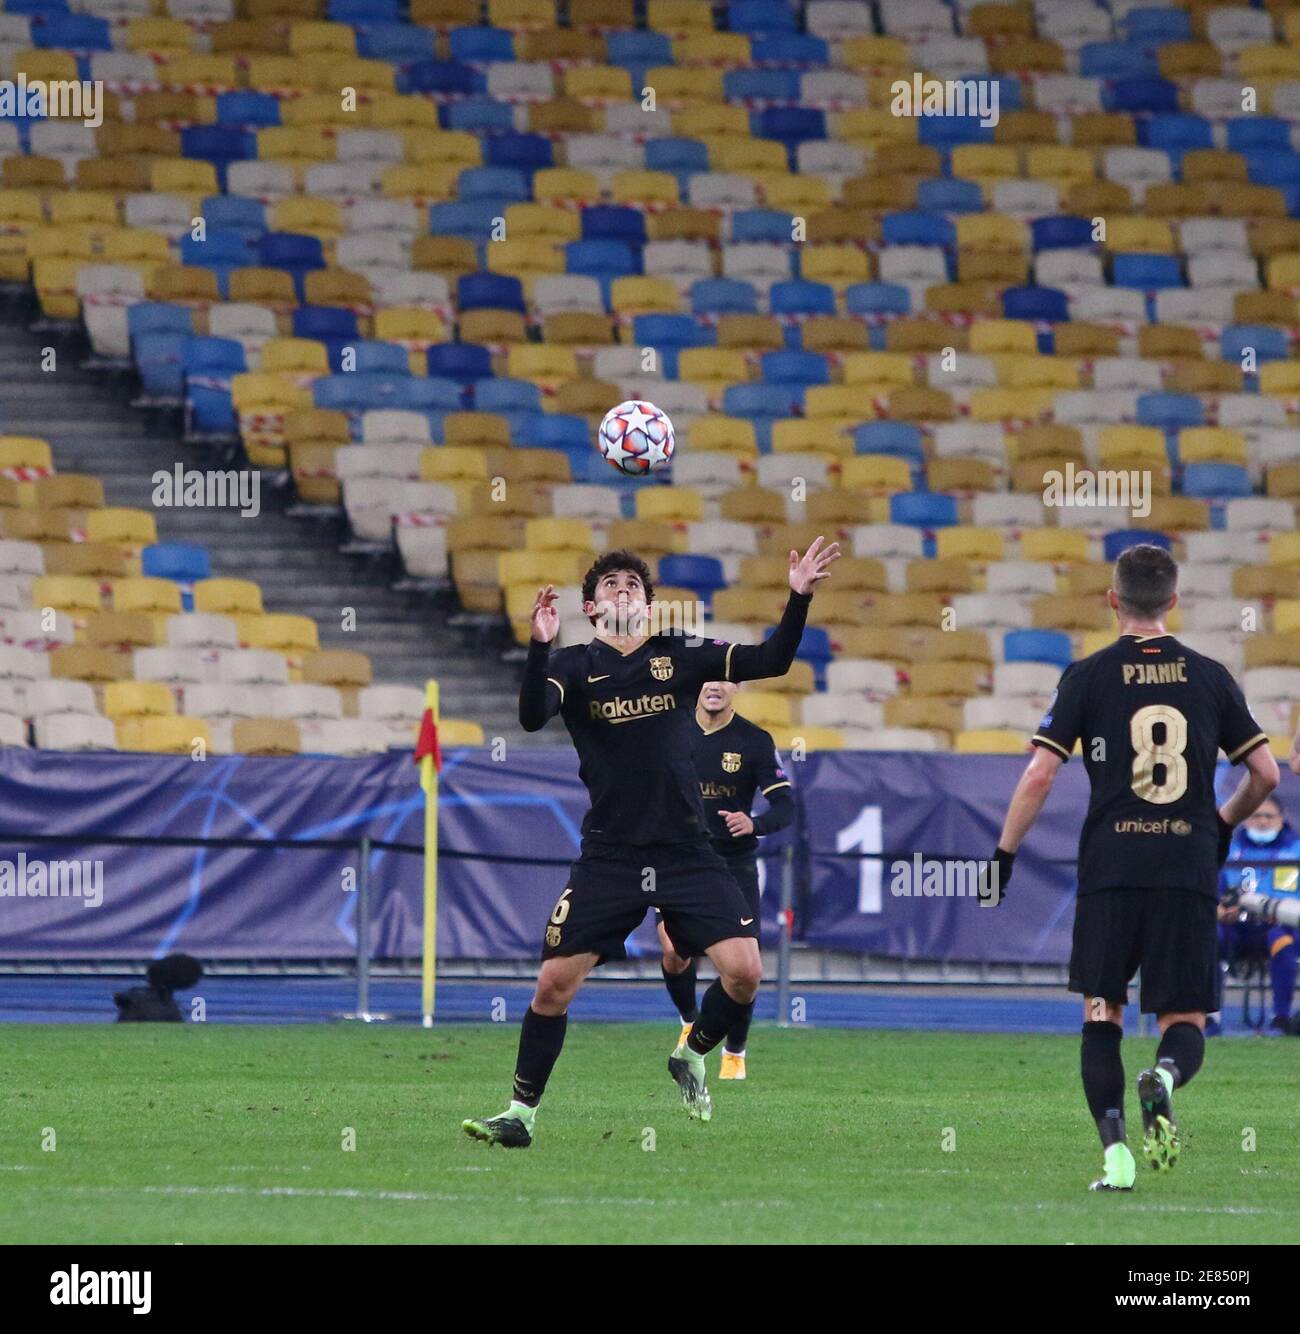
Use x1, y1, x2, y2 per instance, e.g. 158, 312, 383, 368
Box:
733, 690, 792, 728
969, 319, 1037, 355
505, 344, 579, 389
85, 508, 157, 548
373, 308, 447, 345
288, 20, 355, 55
440, 718, 486, 746
104, 681, 176, 721
563, 65, 633, 100
420, 447, 491, 484
231, 372, 312, 414
129, 716, 211, 755
258, 127, 335, 164
969, 387, 1055, 421
503, 202, 581, 243
673, 105, 748, 139
841, 352, 913, 390
678, 347, 749, 387
487, 236, 565, 280
32, 575, 101, 617
837, 108, 916, 146
532, 167, 601, 205
804, 385, 874, 423
762, 174, 833, 212
955, 729, 1028, 754
956, 213, 1030, 253
1258, 361, 1300, 395
706, 137, 787, 175
194, 578, 263, 616
647, 0, 714, 35
611, 170, 679, 206
1025, 145, 1094, 186
232, 718, 301, 756
1020, 529, 1090, 564
951, 144, 1020, 182
840, 455, 911, 492
50, 194, 118, 229
259, 338, 328, 375
0, 436, 54, 475
997, 355, 1080, 390
936, 527, 1005, 562
689, 418, 757, 454
247, 614, 319, 655
1178, 427, 1247, 466
610, 276, 680, 313
770, 420, 840, 456
150, 159, 218, 196
125, 18, 194, 55
102, 229, 169, 265
1106, 217, 1176, 253
112, 578, 182, 616
1240, 45, 1300, 80
636, 487, 704, 523
1098, 426, 1166, 465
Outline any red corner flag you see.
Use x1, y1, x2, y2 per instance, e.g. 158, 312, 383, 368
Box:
413, 707, 441, 773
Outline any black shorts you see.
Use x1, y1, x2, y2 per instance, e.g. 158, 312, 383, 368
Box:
1069, 888, 1218, 1015
542, 839, 759, 966
654, 854, 760, 950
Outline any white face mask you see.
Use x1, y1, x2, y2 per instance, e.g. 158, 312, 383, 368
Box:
1245, 825, 1282, 846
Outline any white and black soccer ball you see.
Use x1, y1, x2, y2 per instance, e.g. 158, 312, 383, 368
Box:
596, 399, 675, 476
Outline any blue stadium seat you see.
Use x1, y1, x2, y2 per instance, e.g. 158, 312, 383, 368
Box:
852, 421, 924, 465
890, 492, 958, 529
1031, 216, 1095, 251
182, 126, 256, 168
441, 98, 514, 133
606, 31, 672, 66
980, 79, 1023, 113
359, 23, 436, 62
327, 0, 399, 19
1004, 629, 1073, 669
181, 228, 253, 271
427, 343, 493, 382
769, 280, 836, 317
202, 195, 266, 237
458, 165, 530, 203
917, 116, 992, 147
215, 92, 281, 127
632, 314, 712, 349
760, 350, 830, 386
750, 33, 828, 63
1140, 114, 1213, 153
427, 201, 499, 244
1136, 392, 1205, 431
485, 132, 554, 171
1104, 77, 1179, 113
346, 341, 410, 376
183, 338, 245, 431
916, 178, 983, 214
1112, 253, 1183, 290
473, 378, 541, 414
1122, 7, 1192, 42
182, 336, 245, 377
294, 306, 358, 341
1103, 530, 1173, 563
128, 304, 191, 344
565, 238, 641, 280
1247, 155, 1300, 188
458, 272, 526, 314
1003, 286, 1069, 323
882, 211, 955, 247
756, 107, 826, 147
134, 334, 186, 400
515, 413, 590, 451
844, 282, 911, 316
257, 233, 324, 297
448, 26, 514, 62
34, 13, 109, 49
1080, 41, 1158, 80
646, 137, 709, 176
722, 384, 804, 449
1227, 117, 1291, 154
731, 209, 795, 244
581, 205, 646, 245
1221, 324, 1289, 364
1181, 464, 1252, 499
404, 59, 481, 96
658, 554, 726, 604
692, 278, 758, 315
729, 0, 796, 34
724, 69, 799, 102
142, 544, 211, 612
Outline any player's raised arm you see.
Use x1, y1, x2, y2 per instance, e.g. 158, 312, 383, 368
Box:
519, 585, 563, 732
727, 538, 840, 683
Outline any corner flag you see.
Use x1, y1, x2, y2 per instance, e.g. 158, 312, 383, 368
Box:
414, 680, 440, 1026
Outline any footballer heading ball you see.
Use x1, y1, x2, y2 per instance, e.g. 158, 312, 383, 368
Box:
597, 399, 675, 476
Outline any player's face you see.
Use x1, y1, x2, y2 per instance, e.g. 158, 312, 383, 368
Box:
699, 681, 737, 715
586, 569, 648, 637
1247, 802, 1283, 835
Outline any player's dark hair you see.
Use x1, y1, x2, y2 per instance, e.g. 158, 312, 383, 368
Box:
146, 953, 203, 993
582, 550, 655, 612
1114, 544, 1177, 619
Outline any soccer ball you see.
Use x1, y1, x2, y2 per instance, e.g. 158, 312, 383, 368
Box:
596, 399, 675, 476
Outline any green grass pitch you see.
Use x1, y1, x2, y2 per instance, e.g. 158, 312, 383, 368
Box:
2, 1022, 1296, 1245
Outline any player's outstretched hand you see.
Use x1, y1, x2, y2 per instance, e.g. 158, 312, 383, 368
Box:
530, 585, 559, 644
979, 847, 1014, 907
789, 535, 841, 595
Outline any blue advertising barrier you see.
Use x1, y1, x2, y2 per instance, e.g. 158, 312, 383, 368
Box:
0, 747, 1292, 963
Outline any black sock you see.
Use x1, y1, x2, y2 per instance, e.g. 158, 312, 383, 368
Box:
724, 1002, 753, 1055
512, 1006, 567, 1107
687, 980, 752, 1056
662, 960, 698, 1023
1081, 1021, 1126, 1149
1156, 1021, 1205, 1089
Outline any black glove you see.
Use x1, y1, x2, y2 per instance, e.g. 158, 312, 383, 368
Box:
981, 847, 1015, 906
1216, 815, 1234, 868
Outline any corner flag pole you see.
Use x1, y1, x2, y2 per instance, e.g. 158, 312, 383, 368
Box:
415, 679, 442, 1027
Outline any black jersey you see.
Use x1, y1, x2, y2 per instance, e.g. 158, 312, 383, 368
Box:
1031, 633, 1268, 896
693, 711, 794, 859
520, 592, 811, 846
